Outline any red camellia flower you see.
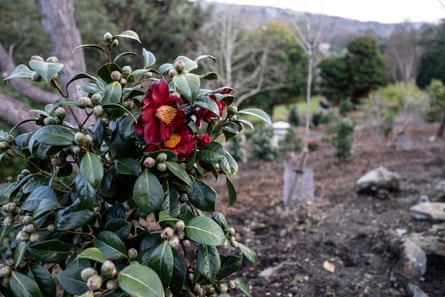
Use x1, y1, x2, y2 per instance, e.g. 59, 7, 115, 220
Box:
134, 80, 184, 144
195, 89, 231, 126
195, 133, 210, 149
147, 125, 194, 161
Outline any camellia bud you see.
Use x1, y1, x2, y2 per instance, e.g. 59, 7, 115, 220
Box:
156, 162, 167, 172
46, 56, 59, 63
143, 157, 156, 168
21, 215, 33, 225
93, 105, 104, 117
122, 65, 132, 76
169, 235, 180, 248
87, 274, 103, 291
175, 220, 185, 232
106, 280, 118, 290
91, 93, 103, 105
0, 266, 11, 278
103, 32, 113, 42
30, 55, 44, 61
6, 134, 14, 144
79, 96, 93, 108
160, 227, 174, 240
55, 107, 66, 120
84, 134, 93, 146
47, 224, 55, 233
3, 216, 14, 226
101, 260, 117, 279
110, 71, 121, 81
156, 153, 168, 162
229, 280, 236, 289
168, 69, 178, 77
43, 117, 58, 126
112, 39, 119, 48
16, 230, 29, 242
227, 105, 237, 116
23, 224, 36, 233
174, 60, 185, 73
5, 202, 16, 213
128, 248, 138, 260
74, 132, 86, 145
29, 232, 40, 242
72, 145, 81, 154
81, 267, 97, 281
0, 141, 8, 150
218, 283, 229, 293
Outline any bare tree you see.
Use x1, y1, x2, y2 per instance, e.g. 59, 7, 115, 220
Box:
198, 9, 290, 105
0, 0, 85, 131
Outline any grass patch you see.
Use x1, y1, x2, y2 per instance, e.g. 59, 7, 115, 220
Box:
273, 96, 322, 121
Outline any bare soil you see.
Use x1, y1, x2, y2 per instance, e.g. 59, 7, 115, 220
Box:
213, 122, 445, 297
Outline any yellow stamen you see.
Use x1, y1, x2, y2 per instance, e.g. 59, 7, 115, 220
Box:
163, 133, 181, 148
156, 105, 177, 125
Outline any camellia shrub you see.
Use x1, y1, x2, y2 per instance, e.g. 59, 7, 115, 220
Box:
0, 31, 270, 297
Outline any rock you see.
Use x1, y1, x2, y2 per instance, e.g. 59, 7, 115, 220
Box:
410, 202, 445, 222
406, 282, 429, 297
396, 238, 427, 279
356, 167, 400, 195
407, 225, 445, 257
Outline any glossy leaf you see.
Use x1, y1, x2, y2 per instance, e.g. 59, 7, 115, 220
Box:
145, 241, 174, 287
33, 198, 60, 219
117, 264, 164, 297
66, 72, 98, 91
57, 267, 89, 295
115, 30, 141, 43
237, 108, 272, 126
173, 73, 200, 103
55, 209, 95, 231
28, 125, 74, 152
238, 242, 257, 264
142, 48, 156, 67
29, 59, 64, 84
170, 249, 187, 294
76, 247, 107, 263
27, 239, 70, 263
80, 152, 103, 188
200, 72, 218, 80
194, 96, 220, 117
103, 81, 123, 104
235, 278, 253, 297
133, 170, 164, 215
195, 54, 216, 64
217, 255, 243, 279
14, 242, 27, 269
115, 157, 140, 176
187, 179, 216, 211
197, 245, 221, 283
73, 44, 106, 55
4, 64, 34, 80
22, 186, 57, 211
226, 177, 237, 207
94, 231, 127, 260
166, 161, 192, 186
185, 216, 225, 246
10, 271, 41, 297
30, 264, 56, 297
113, 51, 137, 63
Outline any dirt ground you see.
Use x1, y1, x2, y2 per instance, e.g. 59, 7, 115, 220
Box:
213, 122, 445, 297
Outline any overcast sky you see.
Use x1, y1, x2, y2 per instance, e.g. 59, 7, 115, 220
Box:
209, 0, 445, 23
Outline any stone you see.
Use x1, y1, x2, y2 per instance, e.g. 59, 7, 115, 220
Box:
406, 283, 429, 297
396, 238, 427, 279
409, 202, 445, 222
356, 167, 400, 195
407, 225, 445, 257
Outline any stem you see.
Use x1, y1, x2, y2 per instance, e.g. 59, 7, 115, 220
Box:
51, 77, 67, 98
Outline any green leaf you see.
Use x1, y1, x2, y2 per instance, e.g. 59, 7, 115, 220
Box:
199, 142, 225, 164
195, 55, 216, 64
28, 125, 74, 152
194, 96, 220, 117
212, 212, 228, 230
158, 63, 173, 75
187, 179, 216, 212
33, 198, 60, 219
226, 177, 237, 207
220, 151, 238, 177
57, 267, 89, 295
29, 264, 56, 297
117, 264, 164, 297
145, 241, 174, 287
115, 30, 141, 43
217, 255, 243, 279
27, 239, 70, 263
80, 152, 104, 188
103, 81, 123, 104
197, 245, 221, 283
66, 72, 98, 92
94, 231, 127, 260
4, 64, 34, 80
55, 209, 95, 231
76, 247, 107, 263
14, 242, 27, 269
115, 157, 140, 176
22, 186, 57, 211
235, 278, 253, 297
166, 161, 192, 186
10, 271, 41, 297
237, 108, 272, 126
73, 44, 106, 55
97, 63, 120, 83
173, 73, 200, 103
28, 60, 64, 84
170, 249, 187, 293
133, 170, 164, 216
102, 103, 138, 122
238, 242, 257, 264
142, 48, 156, 68
200, 72, 218, 80
185, 216, 225, 246
113, 51, 137, 63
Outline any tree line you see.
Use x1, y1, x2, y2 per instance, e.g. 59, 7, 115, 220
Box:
0, 0, 444, 130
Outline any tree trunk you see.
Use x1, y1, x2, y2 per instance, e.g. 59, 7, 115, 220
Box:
0, 93, 38, 132
38, 0, 86, 97
437, 109, 445, 137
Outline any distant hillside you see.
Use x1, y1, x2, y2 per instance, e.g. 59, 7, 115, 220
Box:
199, 1, 426, 50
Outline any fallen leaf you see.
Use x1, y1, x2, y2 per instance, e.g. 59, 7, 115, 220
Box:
323, 260, 335, 273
